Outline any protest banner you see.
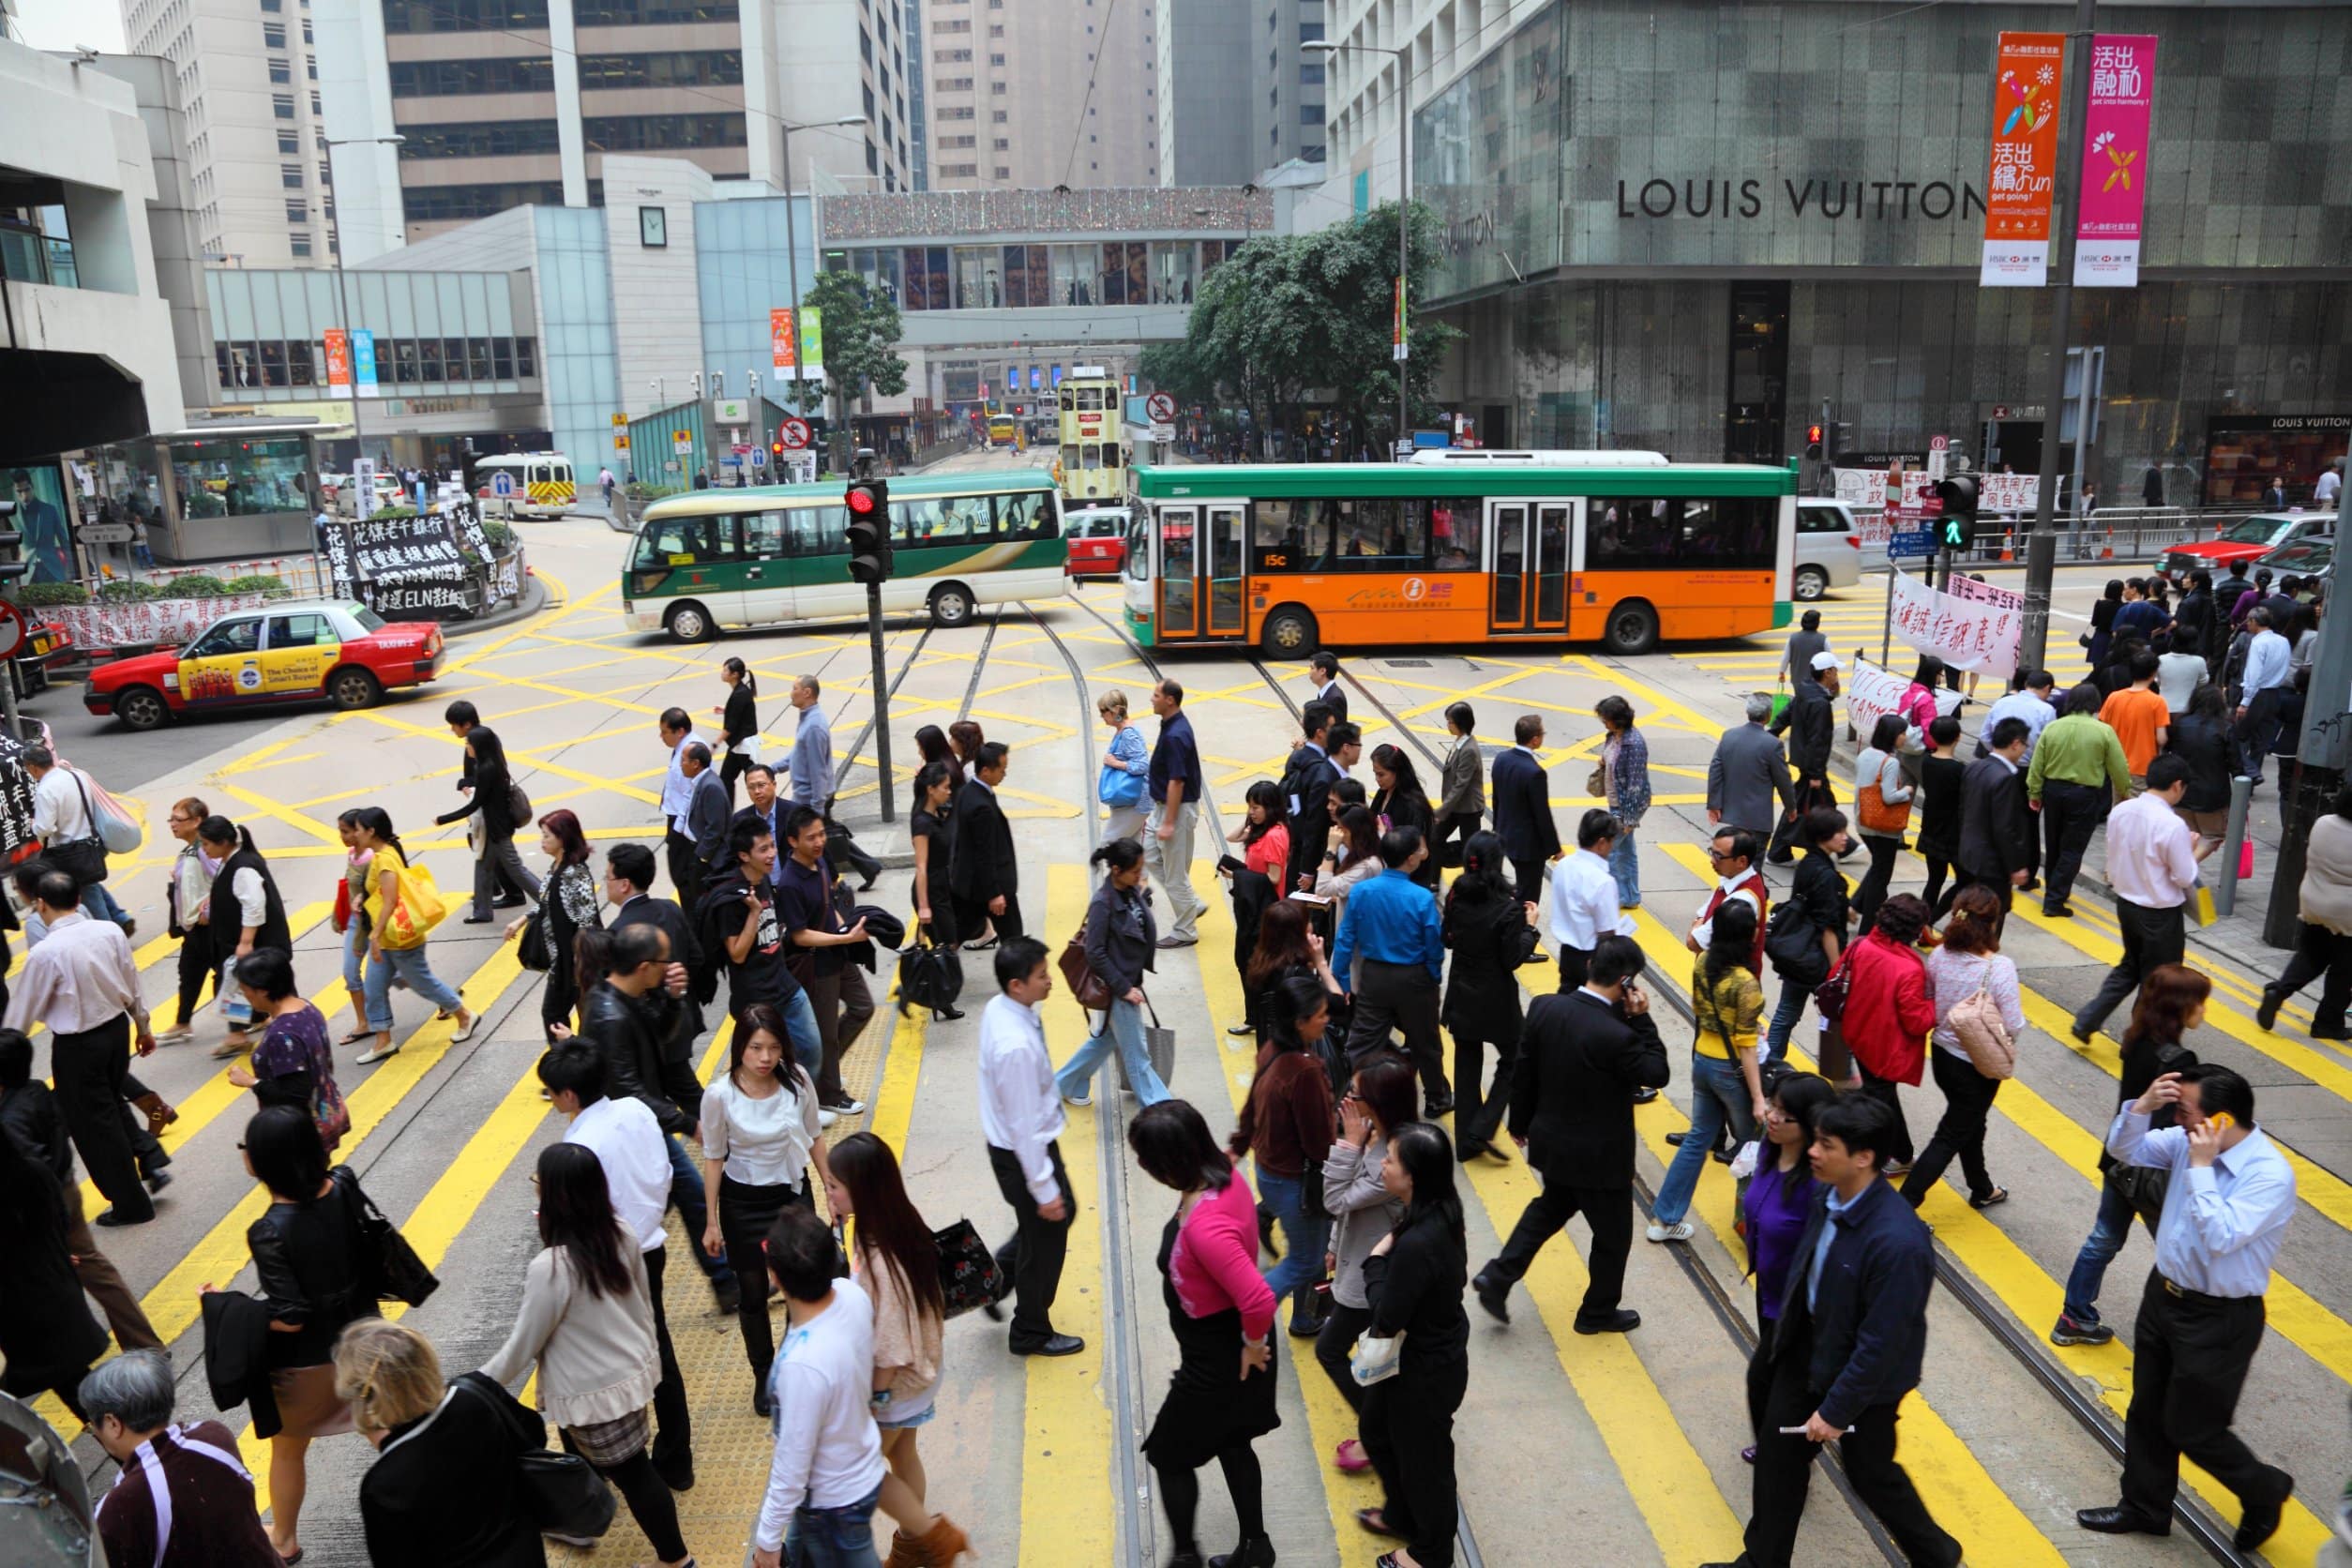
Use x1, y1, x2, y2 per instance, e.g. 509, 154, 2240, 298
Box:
1890, 567, 2023, 672
1845, 657, 1914, 739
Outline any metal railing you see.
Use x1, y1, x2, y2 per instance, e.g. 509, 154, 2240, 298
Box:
1942, 505, 2311, 566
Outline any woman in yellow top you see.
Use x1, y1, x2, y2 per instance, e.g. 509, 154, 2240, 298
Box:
353, 806, 476, 1066
1648, 900, 1767, 1243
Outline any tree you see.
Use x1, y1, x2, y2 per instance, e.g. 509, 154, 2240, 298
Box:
792, 270, 909, 474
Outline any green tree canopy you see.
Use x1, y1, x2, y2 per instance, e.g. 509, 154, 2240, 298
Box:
792, 270, 909, 468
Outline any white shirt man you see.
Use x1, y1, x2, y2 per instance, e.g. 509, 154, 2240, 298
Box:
561, 1089, 672, 1252
2070, 760, 2201, 1042
977, 957, 1081, 1357
750, 1242, 888, 1566
1546, 833, 1635, 991
2239, 618, 2294, 704
2317, 462, 2343, 508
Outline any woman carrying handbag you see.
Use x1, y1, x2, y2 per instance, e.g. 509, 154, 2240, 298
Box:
1903, 885, 2027, 1211
505, 808, 602, 1043
906, 761, 965, 1018
1052, 838, 1171, 1106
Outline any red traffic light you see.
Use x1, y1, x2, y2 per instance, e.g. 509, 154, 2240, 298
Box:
1806, 424, 1824, 445
847, 486, 876, 515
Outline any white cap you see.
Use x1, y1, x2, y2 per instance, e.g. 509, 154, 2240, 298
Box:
1811, 651, 1844, 672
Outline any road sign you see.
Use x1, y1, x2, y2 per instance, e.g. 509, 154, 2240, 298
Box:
613, 432, 629, 451
777, 417, 812, 451
1929, 433, 1950, 452
77, 522, 133, 545
611, 413, 626, 427
1150, 423, 1175, 444
1393, 439, 1416, 460
1888, 528, 1938, 561
0, 600, 24, 661
1145, 391, 1177, 424
490, 471, 517, 497
671, 430, 692, 457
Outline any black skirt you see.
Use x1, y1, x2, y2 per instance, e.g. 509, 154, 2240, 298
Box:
1139, 1213, 1280, 1470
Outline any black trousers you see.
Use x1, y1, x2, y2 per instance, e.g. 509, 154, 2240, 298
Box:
719, 1174, 813, 1387
641, 1243, 693, 1485
1920, 851, 1955, 916
956, 892, 1025, 942
53, 1017, 149, 1220
2121, 1271, 2287, 1519
2074, 896, 2185, 1038
1745, 1319, 1959, 1568
664, 823, 701, 911
1313, 1298, 1374, 1414
1432, 810, 1481, 869
1901, 1050, 2002, 1207
1486, 1176, 1633, 1327
719, 748, 752, 805
823, 813, 884, 885
1556, 943, 1592, 995
1345, 959, 1449, 1105
1853, 836, 1901, 935
2273, 921, 2352, 1034
1768, 778, 1836, 863
1449, 1014, 1520, 1148
173, 936, 216, 1028
1360, 1356, 1468, 1568
988, 1139, 1075, 1349
2041, 780, 2107, 903
2238, 687, 2291, 779
1507, 855, 1545, 905
1855, 1067, 1914, 1168
1951, 862, 2014, 912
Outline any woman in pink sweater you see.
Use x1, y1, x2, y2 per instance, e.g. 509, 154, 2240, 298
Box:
1128, 1099, 1280, 1568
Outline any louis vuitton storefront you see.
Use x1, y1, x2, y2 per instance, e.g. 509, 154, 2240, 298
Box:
1417, 0, 2352, 507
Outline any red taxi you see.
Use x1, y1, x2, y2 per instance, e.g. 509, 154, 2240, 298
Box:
1065, 505, 1133, 579
83, 599, 443, 731
2157, 512, 2333, 585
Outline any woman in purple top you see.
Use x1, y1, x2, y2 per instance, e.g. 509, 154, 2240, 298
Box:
225, 948, 347, 1156
1738, 1070, 1835, 1464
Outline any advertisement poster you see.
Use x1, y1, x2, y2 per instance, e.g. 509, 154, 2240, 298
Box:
324, 328, 351, 392
352, 329, 380, 398
1890, 567, 2024, 672
770, 308, 797, 376
798, 307, 824, 379
1980, 32, 2066, 286
2074, 35, 2158, 286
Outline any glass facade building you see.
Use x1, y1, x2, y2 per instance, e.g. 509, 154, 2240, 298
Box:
1414, 1, 2352, 506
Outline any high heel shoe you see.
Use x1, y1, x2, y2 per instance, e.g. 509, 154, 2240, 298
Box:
1208, 1535, 1275, 1568
932, 1006, 967, 1022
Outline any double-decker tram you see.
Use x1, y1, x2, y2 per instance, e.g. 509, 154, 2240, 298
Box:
1122, 456, 1799, 656
1055, 366, 1128, 504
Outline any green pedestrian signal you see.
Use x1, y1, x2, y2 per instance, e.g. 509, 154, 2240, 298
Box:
1939, 513, 1975, 550
1933, 475, 1980, 552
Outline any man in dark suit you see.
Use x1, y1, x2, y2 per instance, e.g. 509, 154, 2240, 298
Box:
1307, 650, 1348, 723
1954, 716, 2035, 912
1470, 936, 1667, 1334
1703, 1095, 1957, 1568
1488, 713, 1562, 903
1282, 701, 1341, 892
951, 741, 1021, 940
607, 841, 708, 1029
682, 742, 732, 904
1768, 656, 1840, 864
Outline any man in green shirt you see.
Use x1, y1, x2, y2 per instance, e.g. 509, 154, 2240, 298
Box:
2027, 686, 2133, 917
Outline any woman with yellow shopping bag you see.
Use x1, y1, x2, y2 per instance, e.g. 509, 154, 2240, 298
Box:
353, 806, 476, 1065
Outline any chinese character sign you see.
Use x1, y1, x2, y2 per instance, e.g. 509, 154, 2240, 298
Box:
353, 329, 380, 398
2074, 35, 2157, 287
1890, 568, 2023, 672
324, 329, 352, 392
1844, 658, 1914, 741
1980, 32, 2066, 287
798, 308, 824, 379
770, 308, 798, 376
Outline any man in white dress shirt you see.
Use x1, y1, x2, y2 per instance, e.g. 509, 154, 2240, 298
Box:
541, 1042, 698, 1489
977, 936, 1084, 1358
2070, 756, 2199, 1045
1547, 808, 1637, 994
2077, 1063, 2297, 1552
750, 1204, 889, 1568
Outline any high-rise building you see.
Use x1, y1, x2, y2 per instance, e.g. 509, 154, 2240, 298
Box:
1157, 0, 1251, 187
120, 0, 337, 267
905, 0, 927, 188
1322, 0, 1514, 204
308, 0, 914, 263
1254, 0, 1325, 172
920, 0, 1155, 190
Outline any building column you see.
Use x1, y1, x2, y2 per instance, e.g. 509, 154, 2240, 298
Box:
550, 0, 588, 207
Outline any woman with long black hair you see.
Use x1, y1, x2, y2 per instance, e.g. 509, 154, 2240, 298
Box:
1232, 973, 1338, 1336
714, 656, 760, 804
1852, 713, 1914, 935
1241, 898, 1342, 1043
435, 726, 543, 926
823, 1132, 969, 1566
505, 807, 602, 1042
1355, 1120, 1471, 1568
910, 725, 963, 818
482, 1142, 692, 1568
1129, 1099, 1278, 1568
1315, 1050, 1412, 1472
1307, 804, 1384, 923
698, 1001, 828, 1414
1219, 780, 1292, 1037
354, 807, 478, 1065
1440, 829, 1536, 1158
196, 814, 293, 1061
1371, 744, 1438, 890
908, 760, 965, 977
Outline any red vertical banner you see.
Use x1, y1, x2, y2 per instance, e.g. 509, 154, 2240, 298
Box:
770, 308, 797, 375
1392, 277, 1408, 361
323, 327, 351, 390
2074, 35, 2157, 287
1979, 31, 2066, 287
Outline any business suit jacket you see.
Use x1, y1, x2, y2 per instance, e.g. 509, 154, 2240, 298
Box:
950, 777, 1018, 905
1956, 754, 2034, 880
1313, 679, 1349, 725
1505, 989, 1670, 1190
1708, 721, 1797, 836
1283, 742, 1341, 883
1488, 747, 1561, 865
1439, 733, 1485, 818
686, 770, 732, 875
1769, 1177, 1935, 1426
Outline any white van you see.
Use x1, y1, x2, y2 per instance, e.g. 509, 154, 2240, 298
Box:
474, 453, 577, 520
1794, 497, 1865, 599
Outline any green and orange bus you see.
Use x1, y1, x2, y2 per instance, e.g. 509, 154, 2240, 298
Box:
1122, 456, 1800, 656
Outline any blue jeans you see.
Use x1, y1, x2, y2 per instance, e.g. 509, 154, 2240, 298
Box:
80, 880, 131, 929
341, 926, 368, 996
784, 1483, 882, 1567
1608, 829, 1641, 908
665, 1133, 732, 1287
1052, 998, 1169, 1106
1256, 1168, 1330, 1328
777, 987, 822, 1083
1762, 981, 1812, 1061
363, 942, 465, 1031
1653, 1049, 1757, 1226
2060, 1179, 2137, 1326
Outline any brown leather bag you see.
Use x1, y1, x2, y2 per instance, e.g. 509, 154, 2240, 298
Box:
1058, 922, 1112, 1012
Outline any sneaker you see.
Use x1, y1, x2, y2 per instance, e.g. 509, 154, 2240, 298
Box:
1646, 1220, 1695, 1244
154, 1025, 193, 1046
817, 1107, 840, 1128
823, 1093, 866, 1116
2049, 1313, 2115, 1348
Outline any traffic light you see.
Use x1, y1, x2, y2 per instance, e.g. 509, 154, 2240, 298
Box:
1805, 424, 1825, 460
1934, 475, 1979, 552
0, 500, 24, 584
845, 476, 892, 584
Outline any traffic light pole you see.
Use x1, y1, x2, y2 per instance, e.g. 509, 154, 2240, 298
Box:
2017, 0, 2098, 676
865, 580, 895, 824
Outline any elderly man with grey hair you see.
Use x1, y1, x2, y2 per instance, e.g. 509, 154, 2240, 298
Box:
782, 672, 882, 887
1708, 691, 1799, 842
83, 1350, 283, 1567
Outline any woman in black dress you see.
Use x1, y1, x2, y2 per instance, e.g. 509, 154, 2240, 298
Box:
1357, 1120, 1471, 1568
1440, 830, 1536, 1158
1370, 744, 1439, 890
1915, 715, 1967, 915
908, 760, 960, 957
505, 808, 601, 1040
1128, 1100, 1279, 1568
714, 656, 760, 805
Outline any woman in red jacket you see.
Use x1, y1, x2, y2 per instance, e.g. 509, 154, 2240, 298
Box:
1836, 893, 1937, 1171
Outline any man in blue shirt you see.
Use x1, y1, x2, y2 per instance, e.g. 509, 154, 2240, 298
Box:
1333, 826, 1451, 1110
781, 673, 882, 887
1141, 678, 1204, 947
1706, 1095, 1955, 1568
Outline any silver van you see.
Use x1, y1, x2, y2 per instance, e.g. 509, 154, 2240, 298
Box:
1795, 498, 1865, 599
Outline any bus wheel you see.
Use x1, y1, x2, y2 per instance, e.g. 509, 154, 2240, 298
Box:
929, 583, 976, 627
113, 686, 170, 731
1260, 605, 1317, 656
666, 601, 716, 642
1794, 565, 1829, 601
1602, 599, 1660, 657
328, 667, 383, 710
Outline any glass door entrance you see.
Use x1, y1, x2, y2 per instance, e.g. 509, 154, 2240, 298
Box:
1485, 500, 1572, 633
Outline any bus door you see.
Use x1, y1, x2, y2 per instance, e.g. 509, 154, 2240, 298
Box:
1485, 500, 1573, 633
1204, 504, 1245, 638
1154, 505, 1201, 641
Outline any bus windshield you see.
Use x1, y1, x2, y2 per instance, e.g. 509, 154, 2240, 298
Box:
631, 513, 737, 567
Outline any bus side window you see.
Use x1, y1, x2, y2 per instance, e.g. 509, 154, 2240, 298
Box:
886, 502, 912, 543
997, 490, 1051, 540
1432, 497, 1480, 569
788, 506, 847, 555
741, 511, 787, 558
903, 499, 958, 542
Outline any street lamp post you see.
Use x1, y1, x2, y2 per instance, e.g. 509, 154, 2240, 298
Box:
780, 116, 867, 471
1306, 42, 1410, 457
323, 135, 404, 509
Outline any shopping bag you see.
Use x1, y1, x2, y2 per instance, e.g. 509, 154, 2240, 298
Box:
1349, 1330, 1406, 1387
86, 776, 146, 855
2239, 838, 2255, 880
932, 1217, 1008, 1319
380, 863, 448, 950
219, 960, 255, 1029
1116, 996, 1178, 1094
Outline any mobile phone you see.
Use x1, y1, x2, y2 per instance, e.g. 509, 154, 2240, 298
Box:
2209, 1111, 2237, 1133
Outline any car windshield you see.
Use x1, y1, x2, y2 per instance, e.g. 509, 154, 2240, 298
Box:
2270, 540, 2331, 568
2221, 516, 2292, 544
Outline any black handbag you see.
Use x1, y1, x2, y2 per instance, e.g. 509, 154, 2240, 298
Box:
336, 1165, 440, 1307
2107, 1162, 2170, 1231
518, 907, 551, 972
1764, 900, 1828, 988
933, 1216, 1007, 1318
897, 937, 964, 1017
49, 770, 108, 884
454, 1375, 616, 1541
